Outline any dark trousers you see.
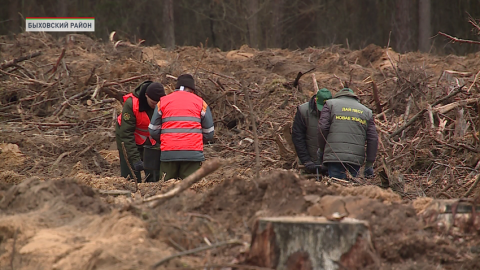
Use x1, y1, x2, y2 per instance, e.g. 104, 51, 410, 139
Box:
160, 161, 201, 181
327, 162, 360, 180
116, 139, 160, 182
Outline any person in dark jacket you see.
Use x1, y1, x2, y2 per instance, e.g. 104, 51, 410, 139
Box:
115, 81, 166, 182
317, 88, 378, 179
292, 88, 332, 174
149, 74, 214, 180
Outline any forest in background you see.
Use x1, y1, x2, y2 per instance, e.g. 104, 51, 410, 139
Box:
2, 0, 480, 55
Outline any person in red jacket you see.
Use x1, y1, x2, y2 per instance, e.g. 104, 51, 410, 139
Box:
115, 81, 165, 182
149, 74, 214, 180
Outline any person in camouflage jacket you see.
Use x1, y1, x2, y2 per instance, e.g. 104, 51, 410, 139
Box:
115, 81, 165, 182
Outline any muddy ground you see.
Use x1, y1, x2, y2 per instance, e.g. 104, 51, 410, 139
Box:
1, 32, 480, 269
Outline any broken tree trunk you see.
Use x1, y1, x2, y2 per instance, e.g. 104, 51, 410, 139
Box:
0, 51, 42, 70
246, 216, 375, 270
143, 158, 225, 208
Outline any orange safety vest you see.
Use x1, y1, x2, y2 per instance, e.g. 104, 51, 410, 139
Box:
117, 93, 156, 145
159, 91, 204, 152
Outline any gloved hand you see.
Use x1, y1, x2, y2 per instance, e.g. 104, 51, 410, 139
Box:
317, 149, 324, 164
133, 160, 144, 171
364, 161, 374, 178
304, 161, 317, 174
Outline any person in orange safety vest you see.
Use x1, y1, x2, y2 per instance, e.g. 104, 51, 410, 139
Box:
149, 74, 214, 180
115, 81, 165, 182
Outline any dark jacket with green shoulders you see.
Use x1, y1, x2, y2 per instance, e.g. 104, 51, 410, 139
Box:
115, 81, 155, 164
292, 95, 321, 164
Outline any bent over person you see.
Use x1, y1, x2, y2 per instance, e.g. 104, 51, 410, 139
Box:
116, 81, 166, 182
149, 74, 214, 180
317, 88, 378, 179
292, 88, 332, 174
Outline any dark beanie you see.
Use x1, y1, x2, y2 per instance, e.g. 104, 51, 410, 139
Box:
146, 82, 165, 101
175, 74, 195, 91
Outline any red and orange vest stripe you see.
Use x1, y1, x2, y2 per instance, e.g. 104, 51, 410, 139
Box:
159, 91, 204, 152
117, 93, 156, 145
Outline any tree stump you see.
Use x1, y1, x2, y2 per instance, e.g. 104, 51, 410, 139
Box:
246, 216, 375, 270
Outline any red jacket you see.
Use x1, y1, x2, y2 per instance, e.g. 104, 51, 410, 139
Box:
117, 93, 156, 145
159, 91, 204, 152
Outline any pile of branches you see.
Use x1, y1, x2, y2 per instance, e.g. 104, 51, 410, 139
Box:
366, 57, 480, 200
0, 33, 155, 134
2, 32, 480, 201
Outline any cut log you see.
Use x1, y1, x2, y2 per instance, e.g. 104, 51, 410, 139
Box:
420, 199, 480, 233
96, 189, 131, 197
246, 216, 375, 270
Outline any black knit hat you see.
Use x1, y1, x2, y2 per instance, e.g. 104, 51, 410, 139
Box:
175, 74, 195, 91
146, 82, 165, 101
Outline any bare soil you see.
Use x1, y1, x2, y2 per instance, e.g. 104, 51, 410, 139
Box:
1, 33, 480, 269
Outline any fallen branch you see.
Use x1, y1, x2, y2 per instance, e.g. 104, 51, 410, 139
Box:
97, 189, 132, 197
90, 75, 101, 100
121, 142, 138, 192
427, 105, 435, 130
389, 108, 427, 138
0, 51, 42, 70
76, 145, 93, 157
458, 143, 479, 153
433, 138, 460, 151
52, 151, 72, 167
463, 174, 480, 197
389, 85, 464, 138
401, 95, 413, 138
0, 69, 53, 86
438, 31, 480, 45
312, 73, 319, 92
103, 74, 152, 87
370, 80, 383, 114
144, 158, 225, 208
292, 67, 315, 89
375, 107, 392, 120
46, 48, 66, 74
194, 38, 208, 77
151, 239, 243, 269
274, 133, 294, 159
243, 83, 261, 178
53, 87, 92, 116
23, 122, 76, 127
468, 14, 480, 32
467, 70, 480, 93
433, 98, 480, 114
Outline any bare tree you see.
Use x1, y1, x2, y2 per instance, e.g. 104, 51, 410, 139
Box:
393, 0, 413, 53
163, 0, 175, 50
57, 0, 68, 17
246, 0, 259, 48
271, 0, 284, 48
8, 0, 19, 33
418, 0, 431, 52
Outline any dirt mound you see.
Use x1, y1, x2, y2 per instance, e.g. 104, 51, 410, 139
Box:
1, 167, 479, 269
0, 179, 190, 270
0, 143, 26, 171
0, 178, 109, 215
191, 171, 329, 228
